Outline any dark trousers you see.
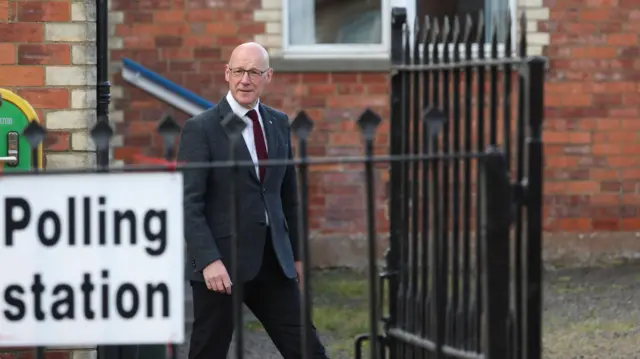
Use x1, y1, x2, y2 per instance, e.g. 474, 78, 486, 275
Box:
188, 232, 329, 359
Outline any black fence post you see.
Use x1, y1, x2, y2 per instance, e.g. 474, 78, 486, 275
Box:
479, 148, 511, 359
96, 0, 111, 169
291, 111, 314, 359
383, 7, 406, 359
523, 56, 546, 359
221, 113, 248, 359
358, 109, 383, 359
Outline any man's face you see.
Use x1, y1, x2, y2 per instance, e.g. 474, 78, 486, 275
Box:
225, 51, 272, 108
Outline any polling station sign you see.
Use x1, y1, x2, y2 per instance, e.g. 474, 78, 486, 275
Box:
0, 172, 184, 346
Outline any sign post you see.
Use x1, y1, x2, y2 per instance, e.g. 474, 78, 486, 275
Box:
0, 171, 185, 348
0, 88, 44, 172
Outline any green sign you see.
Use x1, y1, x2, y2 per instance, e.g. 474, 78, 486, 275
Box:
0, 89, 43, 173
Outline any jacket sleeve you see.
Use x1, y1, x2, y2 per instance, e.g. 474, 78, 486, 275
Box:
280, 116, 301, 261
177, 117, 222, 271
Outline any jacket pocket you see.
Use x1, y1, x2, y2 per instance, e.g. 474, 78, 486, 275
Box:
212, 222, 232, 239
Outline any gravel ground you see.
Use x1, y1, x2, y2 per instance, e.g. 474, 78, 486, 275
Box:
178, 262, 640, 359
542, 262, 640, 359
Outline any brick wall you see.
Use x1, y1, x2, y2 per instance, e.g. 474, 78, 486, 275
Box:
540, 0, 640, 263
0, 1, 97, 358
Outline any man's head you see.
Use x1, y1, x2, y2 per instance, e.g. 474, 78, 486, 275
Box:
225, 42, 272, 108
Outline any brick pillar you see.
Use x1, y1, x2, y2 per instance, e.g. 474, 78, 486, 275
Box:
0, 0, 97, 357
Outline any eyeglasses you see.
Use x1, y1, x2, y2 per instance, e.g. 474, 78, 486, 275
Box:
228, 67, 270, 81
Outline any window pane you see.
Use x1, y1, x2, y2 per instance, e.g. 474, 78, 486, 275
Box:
418, 0, 511, 42
288, 0, 383, 45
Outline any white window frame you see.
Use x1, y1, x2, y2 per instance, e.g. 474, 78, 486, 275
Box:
281, 0, 399, 59
280, 0, 517, 60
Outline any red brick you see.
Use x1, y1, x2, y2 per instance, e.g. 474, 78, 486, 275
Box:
0, 23, 43, 42
185, 9, 224, 22
18, 44, 71, 65
18, 350, 72, 359
123, 37, 156, 49
579, 9, 613, 21
161, 48, 193, 60
125, 11, 154, 23
17, 89, 69, 109
17, 1, 70, 22
154, 10, 184, 23
44, 132, 71, 151
607, 34, 638, 46
0, 0, 8, 20
0, 44, 16, 64
184, 35, 215, 47
155, 36, 183, 47
237, 23, 265, 35
194, 47, 221, 59
0, 66, 44, 86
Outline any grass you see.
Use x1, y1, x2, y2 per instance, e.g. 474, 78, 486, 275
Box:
243, 269, 375, 358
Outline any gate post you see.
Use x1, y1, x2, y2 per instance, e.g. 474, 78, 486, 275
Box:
383, 6, 407, 359
523, 56, 546, 359
479, 148, 511, 359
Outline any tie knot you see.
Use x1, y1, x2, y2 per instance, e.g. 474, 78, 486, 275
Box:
246, 109, 259, 124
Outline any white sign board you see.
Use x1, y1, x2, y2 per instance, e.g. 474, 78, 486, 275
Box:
0, 172, 184, 346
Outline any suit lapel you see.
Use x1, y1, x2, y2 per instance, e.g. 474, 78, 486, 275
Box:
218, 97, 260, 184
259, 104, 279, 184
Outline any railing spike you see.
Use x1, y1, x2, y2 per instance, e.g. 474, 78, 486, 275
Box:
476, 10, 485, 44
463, 14, 473, 44
504, 10, 513, 56
421, 15, 431, 45
431, 18, 440, 44
519, 11, 527, 57
452, 16, 461, 44
357, 108, 382, 141
291, 110, 315, 140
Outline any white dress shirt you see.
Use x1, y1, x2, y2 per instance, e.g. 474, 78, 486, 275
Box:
225, 91, 270, 225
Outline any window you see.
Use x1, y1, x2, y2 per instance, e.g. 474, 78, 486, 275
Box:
417, 0, 515, 43
281, 0, 515, 59
282, 0, 393, 59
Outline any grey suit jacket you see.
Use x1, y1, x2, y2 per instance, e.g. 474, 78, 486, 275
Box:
177, 97, 300, 283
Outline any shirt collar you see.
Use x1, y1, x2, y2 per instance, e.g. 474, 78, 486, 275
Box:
226, 91, 260, 119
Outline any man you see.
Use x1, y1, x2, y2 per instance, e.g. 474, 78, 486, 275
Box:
177, 42, 329, 359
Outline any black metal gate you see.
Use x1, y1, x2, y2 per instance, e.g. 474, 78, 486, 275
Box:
373, 6, 545, 359
0, 6, 544, 359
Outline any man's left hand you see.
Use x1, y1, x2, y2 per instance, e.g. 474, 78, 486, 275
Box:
295, 261, 303, 288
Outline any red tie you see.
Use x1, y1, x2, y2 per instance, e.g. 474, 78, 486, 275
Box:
246, 109, 268, 182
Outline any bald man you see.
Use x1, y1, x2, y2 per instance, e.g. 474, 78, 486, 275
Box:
177, 42, 329, 359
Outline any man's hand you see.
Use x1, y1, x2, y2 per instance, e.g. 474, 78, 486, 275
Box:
295, 261, 303, 289
203, 260, 232, 295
